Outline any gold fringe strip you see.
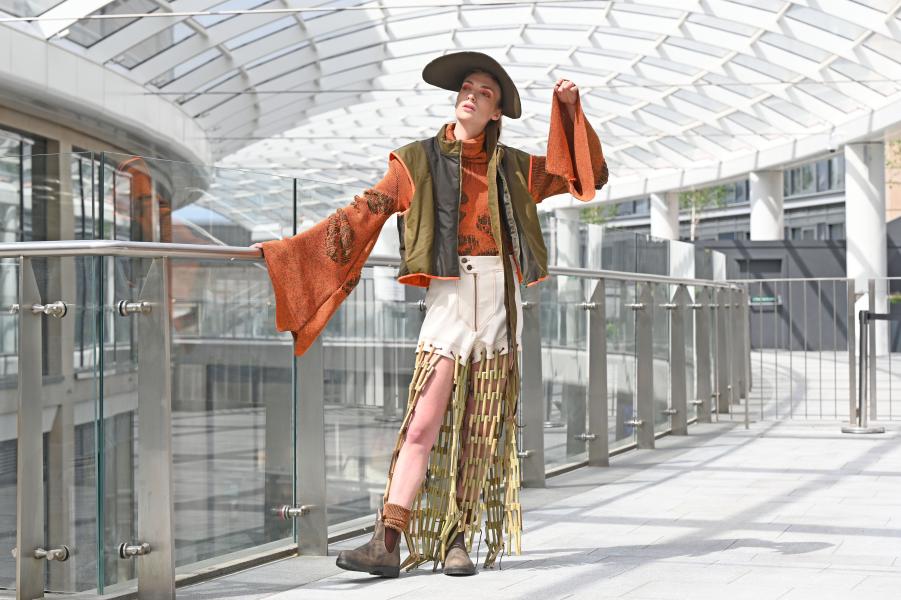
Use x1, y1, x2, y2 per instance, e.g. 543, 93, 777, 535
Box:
384, 345, 522, 571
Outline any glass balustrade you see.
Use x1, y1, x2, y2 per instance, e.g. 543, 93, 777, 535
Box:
0, 152, 740, 598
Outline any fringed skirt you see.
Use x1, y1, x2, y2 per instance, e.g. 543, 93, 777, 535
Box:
383, 254, 524, 571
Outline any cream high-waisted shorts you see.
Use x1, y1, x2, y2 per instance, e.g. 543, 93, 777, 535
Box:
418, 255, 523, 363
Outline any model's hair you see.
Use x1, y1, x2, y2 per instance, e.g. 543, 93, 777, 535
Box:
463, 68, 503, 149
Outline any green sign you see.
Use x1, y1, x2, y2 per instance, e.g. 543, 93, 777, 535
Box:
750, 295, 780, 306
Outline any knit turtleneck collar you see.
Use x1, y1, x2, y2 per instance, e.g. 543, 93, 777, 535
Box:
445, 122, 488, 162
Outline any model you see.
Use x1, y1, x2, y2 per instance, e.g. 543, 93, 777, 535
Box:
256, 51, 607, 578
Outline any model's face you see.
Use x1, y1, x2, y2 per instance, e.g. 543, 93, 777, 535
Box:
454, 71, 502, 130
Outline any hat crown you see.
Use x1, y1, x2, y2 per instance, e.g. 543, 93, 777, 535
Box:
422, 51, 522, 119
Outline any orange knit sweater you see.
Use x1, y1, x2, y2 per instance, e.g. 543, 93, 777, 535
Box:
261, 93, 608, 356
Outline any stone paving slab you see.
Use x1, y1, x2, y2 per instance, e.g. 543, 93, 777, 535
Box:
179, 421, 901, 600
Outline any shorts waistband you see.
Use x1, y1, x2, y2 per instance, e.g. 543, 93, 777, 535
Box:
458, 255, 506, 274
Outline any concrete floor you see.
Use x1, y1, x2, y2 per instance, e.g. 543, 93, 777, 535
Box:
178, 420, 901, 600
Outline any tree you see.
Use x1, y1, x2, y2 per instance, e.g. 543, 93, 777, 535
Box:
679, 185, 728, 241
888, 138, 901, 189
580, 203, 620, 226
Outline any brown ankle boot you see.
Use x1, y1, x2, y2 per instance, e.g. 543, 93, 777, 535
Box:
443, 532, 476, 576
335, 510, 400, 578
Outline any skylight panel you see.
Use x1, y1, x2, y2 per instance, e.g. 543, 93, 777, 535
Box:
758, 97, 820, 127
609, 3, 682, 34
759, 32, 830, 64
641, 103, 694, 127
151, 47, 221, 87
224, 15, 295, 50
113, 22, 195, 69
0, 0, 64, 17
685, 12, 756, 37
863, 34, 901, 67
194, 0, 265, 28
785, 6, 866, 41
828, 59, 899, 96
730, 54, 798, 83
66, 0, 157, 47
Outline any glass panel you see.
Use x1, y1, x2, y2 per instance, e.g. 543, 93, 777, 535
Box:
322, 264, 427, 525
0, 0, 64, 17
41, 257, 100, 593
685, 287, 697, 423
607, 280, 637, 453
105, 153, 295, 246
0, 257, 100, 593
652, 282, 671, 435
0, 259, 19, 590
541, 274, 589, 469
170, 257, 295, 568
800, 164, 815, 195
67, 0, 160, 48
113, 22, 196, 69
100, 254, 294, 593
816, 159, 830, 192
831, 155, 845, 190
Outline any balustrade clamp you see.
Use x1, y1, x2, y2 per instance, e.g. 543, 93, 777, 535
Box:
11, 546, 70, 561
118, 542, 151, 559
626, 302, 645, 311
521, 301, 535, 309
573, 433, 598, 441
273, 505, 315, 520
117, 300, 152, 316
707, 304, 718, 309
662, 408, 678, 415
689, 303, 703, 309
418, 299, 427, 312
624, 418, 644, 426
661, 303, 678, 310
517, 450, 534, 459
690, 400, 704, 406
579, 302, 598, 311
9, 301, 68, 318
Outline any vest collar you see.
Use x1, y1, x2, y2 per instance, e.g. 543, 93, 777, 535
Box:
436, 122, 503, 160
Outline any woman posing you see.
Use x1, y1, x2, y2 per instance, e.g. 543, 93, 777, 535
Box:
256, 51, 607, 578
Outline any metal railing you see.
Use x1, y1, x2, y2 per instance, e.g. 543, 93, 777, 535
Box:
0, 240, 748, 600
732, 276, 901, 427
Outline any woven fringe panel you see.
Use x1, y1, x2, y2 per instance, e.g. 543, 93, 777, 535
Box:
383, 346, 523, 572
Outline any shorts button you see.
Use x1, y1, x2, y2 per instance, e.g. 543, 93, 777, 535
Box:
466, 265, 473, 271
461, 257, 468, 264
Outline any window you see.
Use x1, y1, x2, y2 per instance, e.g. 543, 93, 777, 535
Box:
816, 160, 830, 192
784, 155, 845, 198
799, 164, 815, 195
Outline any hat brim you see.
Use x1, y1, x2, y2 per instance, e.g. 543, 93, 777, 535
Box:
422, 51, 522, 119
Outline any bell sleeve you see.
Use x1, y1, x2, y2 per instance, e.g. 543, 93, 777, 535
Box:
260, 156, 413, 356
529, 92, 609, 203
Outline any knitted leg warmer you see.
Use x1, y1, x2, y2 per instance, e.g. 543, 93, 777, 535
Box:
382, 503, 411, 533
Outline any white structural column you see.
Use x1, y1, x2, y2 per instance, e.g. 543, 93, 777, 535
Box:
650, 192, 679, 240
845, 142, 887, 353
749, 171, 784, 241
554, 208, 582, 268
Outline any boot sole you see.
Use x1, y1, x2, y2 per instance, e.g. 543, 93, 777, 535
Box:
443, 566, 477, 576
336, 556, 400, 579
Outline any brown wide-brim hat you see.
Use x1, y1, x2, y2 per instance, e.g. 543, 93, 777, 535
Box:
422, 51, 522, 119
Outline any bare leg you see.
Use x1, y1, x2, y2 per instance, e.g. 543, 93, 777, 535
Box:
387, 354, 456, 509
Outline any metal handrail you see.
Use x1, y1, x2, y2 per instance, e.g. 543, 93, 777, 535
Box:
0, 240, 263, 261
0, 240, 738, 288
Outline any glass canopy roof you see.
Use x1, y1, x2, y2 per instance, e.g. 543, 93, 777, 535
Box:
3, 0, 901, 220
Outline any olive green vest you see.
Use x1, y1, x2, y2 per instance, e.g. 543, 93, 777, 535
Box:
393, 124, 548, 287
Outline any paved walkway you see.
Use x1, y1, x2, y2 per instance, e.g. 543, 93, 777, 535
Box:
180, 421, 901, 600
